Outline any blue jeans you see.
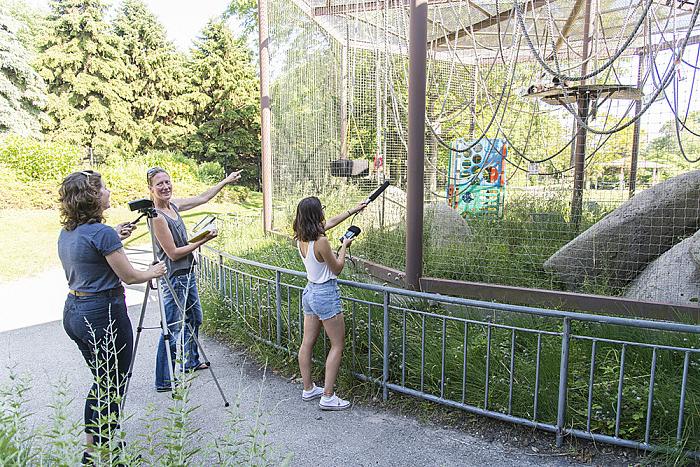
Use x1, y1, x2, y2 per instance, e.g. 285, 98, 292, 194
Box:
155, 273, 203, 389
62, 289, 132, 443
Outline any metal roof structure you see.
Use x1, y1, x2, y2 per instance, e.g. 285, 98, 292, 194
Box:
289, 0, 699, 61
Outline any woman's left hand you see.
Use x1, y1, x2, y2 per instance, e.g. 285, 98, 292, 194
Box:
352, 201, 368, 214
115, 222, 137, 240
223, 170, 243, 185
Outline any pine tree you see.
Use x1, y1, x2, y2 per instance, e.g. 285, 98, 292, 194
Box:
39, 0, 137, 160
0, 9, 48, 137
188, 20, 260, 186
113, 0, 193, 152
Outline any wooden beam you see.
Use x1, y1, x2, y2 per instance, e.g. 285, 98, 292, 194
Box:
432, 0, 548, 47
547, 0, 586, 60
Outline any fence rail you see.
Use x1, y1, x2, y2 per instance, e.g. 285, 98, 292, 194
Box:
199, 245, 700, 457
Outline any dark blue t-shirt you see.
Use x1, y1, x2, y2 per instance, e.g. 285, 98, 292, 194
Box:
58, 223, 123, 292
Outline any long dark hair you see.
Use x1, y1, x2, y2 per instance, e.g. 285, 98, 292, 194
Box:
59, 170, 104, 231
293, 196, 325, 242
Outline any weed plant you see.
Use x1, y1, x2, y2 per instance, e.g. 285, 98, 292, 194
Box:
0, 320, 288, 466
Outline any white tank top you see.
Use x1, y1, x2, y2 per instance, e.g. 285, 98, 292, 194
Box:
298, 240, 336, 284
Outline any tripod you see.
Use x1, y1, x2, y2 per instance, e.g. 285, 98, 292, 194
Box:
122, 209, 229, 408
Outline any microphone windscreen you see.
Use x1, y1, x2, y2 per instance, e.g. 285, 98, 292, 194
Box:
367, 181, 391, 202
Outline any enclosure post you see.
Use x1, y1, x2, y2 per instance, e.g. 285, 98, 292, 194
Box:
556, 318, 571, 447
218, 253, 225, 296
275, 271, 282, 346
258, 0, 273, 233
341, 41, 349, 161
629, 51, 644, 198
382, 291, 390, 401
570, 0, 596, 230
405, 0, 428, 290
571, 94, 589, 229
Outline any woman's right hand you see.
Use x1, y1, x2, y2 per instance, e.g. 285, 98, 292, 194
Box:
149, 261, 167, 278
201, 229, 218, 243
342, 236, 355, 248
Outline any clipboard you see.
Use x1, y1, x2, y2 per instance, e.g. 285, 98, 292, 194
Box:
189, 215, 216, 243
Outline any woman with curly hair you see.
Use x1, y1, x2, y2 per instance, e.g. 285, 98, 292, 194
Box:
58, 170, 166, 461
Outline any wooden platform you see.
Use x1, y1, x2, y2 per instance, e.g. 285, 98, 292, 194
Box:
523, 84, 642, 105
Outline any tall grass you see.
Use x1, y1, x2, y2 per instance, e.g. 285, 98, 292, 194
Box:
200, 218, 700, 456
356, 194, 619, 295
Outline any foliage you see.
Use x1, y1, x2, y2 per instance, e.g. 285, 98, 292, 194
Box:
0, 133, 80, 181
644, 110, 700, 176
0, 356, 288, 466
39, 0, 138, 159
3, 1, 48, 54
0, 9, 48, 137
187, 20, 261, 188
225, 0, 258, 38
196, 160, 225, 184
113, 0, 194, 152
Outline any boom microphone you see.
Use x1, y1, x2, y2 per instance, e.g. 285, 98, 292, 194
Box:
365, 181, 391, 204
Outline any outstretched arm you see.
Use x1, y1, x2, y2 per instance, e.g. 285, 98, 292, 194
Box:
324, 201, 367, 231
173, 170, 242, 212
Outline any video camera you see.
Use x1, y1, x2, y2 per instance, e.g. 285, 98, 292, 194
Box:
128, 198, 157, 223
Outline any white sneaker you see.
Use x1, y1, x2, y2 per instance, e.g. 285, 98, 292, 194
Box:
319, 393, 351, 411
302, 384, 324, 402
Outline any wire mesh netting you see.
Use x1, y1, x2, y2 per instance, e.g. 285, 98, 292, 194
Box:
268, 0, 700, 306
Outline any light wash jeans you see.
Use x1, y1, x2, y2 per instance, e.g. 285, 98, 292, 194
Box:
155, 273, 203, 389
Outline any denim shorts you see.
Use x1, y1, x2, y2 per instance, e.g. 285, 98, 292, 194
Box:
302, 279, 342, 321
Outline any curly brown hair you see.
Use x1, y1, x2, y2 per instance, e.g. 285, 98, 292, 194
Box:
59, 170, 105, 231
293, 196, 326, 242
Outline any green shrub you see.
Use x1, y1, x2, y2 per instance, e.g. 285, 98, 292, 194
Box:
0, 134, 81, 182
197, 161, 225, 184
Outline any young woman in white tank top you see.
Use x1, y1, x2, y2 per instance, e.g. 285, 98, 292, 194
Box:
293, 196, 366, 410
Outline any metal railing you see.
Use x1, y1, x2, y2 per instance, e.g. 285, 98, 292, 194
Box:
198, 245, 700, 457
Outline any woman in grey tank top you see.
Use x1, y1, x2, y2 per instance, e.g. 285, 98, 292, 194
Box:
147, 167, 242, 391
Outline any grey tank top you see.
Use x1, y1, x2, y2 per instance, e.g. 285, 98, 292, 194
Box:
153, 204, 195, 277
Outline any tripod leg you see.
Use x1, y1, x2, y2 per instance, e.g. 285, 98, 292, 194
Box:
183, 321, 230, 407
155, 278, 179, 393
122, 281, 152, 410
162, 276, 229, 407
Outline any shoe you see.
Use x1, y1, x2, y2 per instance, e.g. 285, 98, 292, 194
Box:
155, 386, 172, 393
302, 384, 324, 401
319, 393, 351, 411
186, 362, 209, 373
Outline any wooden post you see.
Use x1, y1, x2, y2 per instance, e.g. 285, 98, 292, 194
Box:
258, 0, 273, 232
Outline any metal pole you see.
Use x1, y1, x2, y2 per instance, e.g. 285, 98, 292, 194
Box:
556, 318, 571, 447
382, 291, 390, 401
629, 51, 644, 198
570, 0, 595, 230
275, 270, 282, 346
405, 0, 428, 290
258, 0, 273, 233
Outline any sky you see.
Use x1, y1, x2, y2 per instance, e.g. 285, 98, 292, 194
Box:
25, 0, 237, 51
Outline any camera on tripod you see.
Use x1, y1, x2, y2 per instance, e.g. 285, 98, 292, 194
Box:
128, 198, 157, 218
128, 198, 157, 225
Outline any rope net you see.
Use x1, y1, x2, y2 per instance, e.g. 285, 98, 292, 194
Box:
268, 0, 700, 305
